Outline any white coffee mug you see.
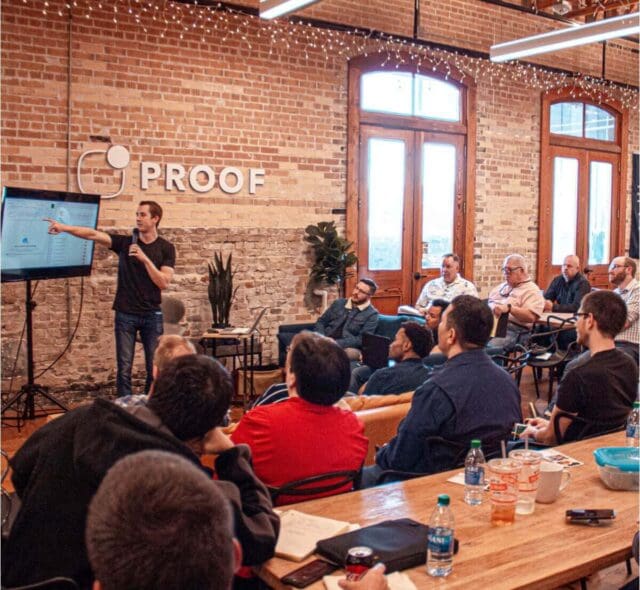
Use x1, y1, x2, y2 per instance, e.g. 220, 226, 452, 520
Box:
536, 461, 571, 503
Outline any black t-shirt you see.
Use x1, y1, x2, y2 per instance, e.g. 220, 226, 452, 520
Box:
556, 348, 638, 441
109, 233, 176, 314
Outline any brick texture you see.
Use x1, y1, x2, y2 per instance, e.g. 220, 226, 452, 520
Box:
1, 0, 638, 393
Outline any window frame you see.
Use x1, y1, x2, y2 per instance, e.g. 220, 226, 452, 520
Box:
537, 90, 629, 289
346, 54, 476, 298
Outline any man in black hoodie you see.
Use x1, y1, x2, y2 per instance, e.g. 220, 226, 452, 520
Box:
3, 355, 279, 589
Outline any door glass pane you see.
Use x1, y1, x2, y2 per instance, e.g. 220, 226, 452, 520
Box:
588, 161, 612, 265
550, 102, 583, 137
414, 76, 460, 122
585, 105, 615, 141
551, 157, 578, 265
367, 138, 405, 270
422, 143, 456, 269
361, 72, 412, 116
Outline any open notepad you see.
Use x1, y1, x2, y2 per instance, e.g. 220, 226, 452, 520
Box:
275, 510, 354, 562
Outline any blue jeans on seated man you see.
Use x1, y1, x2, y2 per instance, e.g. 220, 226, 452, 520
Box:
115, 310, 164, 397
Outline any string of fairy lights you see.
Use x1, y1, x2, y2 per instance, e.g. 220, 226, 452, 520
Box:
22, 0, 639, 108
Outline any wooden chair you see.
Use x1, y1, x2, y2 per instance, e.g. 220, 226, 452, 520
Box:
267, 469, 361, 505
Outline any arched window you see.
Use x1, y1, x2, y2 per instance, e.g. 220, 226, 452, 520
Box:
346, 57, 475, 314
537, 93, 628, 289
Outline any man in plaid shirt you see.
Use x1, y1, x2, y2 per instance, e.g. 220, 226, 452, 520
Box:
609, 256, 639, 366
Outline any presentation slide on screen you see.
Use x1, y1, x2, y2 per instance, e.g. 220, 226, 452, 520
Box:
1, 197, 99, 271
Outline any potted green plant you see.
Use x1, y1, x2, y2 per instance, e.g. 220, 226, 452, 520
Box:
208, 252, 238, 329
304, 221, 358, 297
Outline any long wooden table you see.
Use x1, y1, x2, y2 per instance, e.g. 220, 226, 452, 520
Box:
256, 432, 637, 590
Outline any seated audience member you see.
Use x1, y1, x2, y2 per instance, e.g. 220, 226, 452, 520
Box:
231, 332, 368, 504
425, 298, 449, 353
609, 256, 639, 365
415, 253, 478, 313
521, 290, 638, 445
314, 278, 379, 360
250, 381, 290, 408
359, 322, 434, 395
543, 255, 590, 313
86, 450, 240, 590
360, 296, 522, 487
542, 254, 590, 350
3, 355, 278, 589
115, 333, 196, 407
488, 254, 545, 350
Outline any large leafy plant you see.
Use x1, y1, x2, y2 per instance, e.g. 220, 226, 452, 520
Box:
304, 221, 358, 289
207, 252, 238, 328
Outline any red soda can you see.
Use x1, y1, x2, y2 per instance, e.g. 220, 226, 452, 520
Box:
345, 546, 375, 580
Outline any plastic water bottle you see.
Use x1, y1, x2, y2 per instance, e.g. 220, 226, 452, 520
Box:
464, 439, 486, 505
626, 401, 640, 447
427, 494, 454, 577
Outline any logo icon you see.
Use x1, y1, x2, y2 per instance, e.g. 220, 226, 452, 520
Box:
77, 144, 130, 199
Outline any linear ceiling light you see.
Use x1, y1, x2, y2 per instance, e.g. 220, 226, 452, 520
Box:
490, 12, 640, 62
259, 0, 322, 19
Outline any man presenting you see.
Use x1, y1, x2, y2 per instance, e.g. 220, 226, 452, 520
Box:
46, 201, 175, 396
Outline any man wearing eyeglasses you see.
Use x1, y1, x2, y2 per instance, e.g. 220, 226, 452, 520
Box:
314, 278, 379, 361
609, 256, 639, 365
488, 254, 545, 349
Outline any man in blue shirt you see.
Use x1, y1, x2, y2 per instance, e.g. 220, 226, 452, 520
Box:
360, 295, 522, 487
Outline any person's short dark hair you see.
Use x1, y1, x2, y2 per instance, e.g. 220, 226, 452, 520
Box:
623, 256, 637, 277
446, 295, 493, 349
86, 450, 234, 590
359, 278, 378, 296
139, 200, 163, 226
148, 354, 232, 441
430, 298, 450, 314
442, 253, 460, 264
289, 332, 350, 405
401, 321, 434, 358
581, 290, 628, 338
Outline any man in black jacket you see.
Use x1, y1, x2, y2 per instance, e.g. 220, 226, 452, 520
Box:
543, 254, 591, 314
3, 355, 279, 589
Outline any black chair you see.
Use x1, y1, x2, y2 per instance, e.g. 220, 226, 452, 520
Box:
374, 435, 507, 486
267, 469, 361, 505
552, 410, 626, 445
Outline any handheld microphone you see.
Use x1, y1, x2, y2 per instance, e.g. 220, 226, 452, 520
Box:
132, 228, 139, 245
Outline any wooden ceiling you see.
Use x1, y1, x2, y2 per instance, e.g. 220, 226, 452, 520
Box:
529, 0, 638, 22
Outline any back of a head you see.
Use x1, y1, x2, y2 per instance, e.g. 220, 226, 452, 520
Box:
290, 332, 350, 405
86, 450, 234, 590
148, 354, 233, 441
582, 290, 628, 338
447, 295, 493, 349
153, 335, 196, 373
402, 321, 434, 357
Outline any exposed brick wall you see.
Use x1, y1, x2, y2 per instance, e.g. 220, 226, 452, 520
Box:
1, 0, 637, 394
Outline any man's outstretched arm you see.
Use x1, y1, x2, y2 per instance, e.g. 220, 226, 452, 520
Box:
44, 218, 112, 248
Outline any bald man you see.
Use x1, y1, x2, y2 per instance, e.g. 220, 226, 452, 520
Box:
543, 255, 591, 314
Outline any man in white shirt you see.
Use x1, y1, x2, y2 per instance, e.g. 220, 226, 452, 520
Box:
415, 253, 478, 313
609, 256, 639, 365
488, 254, 545, 350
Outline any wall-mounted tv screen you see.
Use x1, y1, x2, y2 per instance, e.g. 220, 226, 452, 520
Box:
1, 186, 101, 283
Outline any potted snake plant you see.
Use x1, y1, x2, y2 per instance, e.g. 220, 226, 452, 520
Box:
207, 251, 238, 329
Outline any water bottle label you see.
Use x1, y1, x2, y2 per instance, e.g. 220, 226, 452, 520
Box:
428, 531, 453, 554
627, 424, 638, 438
465, 466, 484, 485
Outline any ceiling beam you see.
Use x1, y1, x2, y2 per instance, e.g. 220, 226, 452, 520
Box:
565, 0, 638, 18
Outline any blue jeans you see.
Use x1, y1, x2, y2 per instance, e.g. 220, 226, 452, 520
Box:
115, 310, 164, 397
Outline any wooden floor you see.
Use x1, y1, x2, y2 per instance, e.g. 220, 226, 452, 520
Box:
1, 370, 637, 589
